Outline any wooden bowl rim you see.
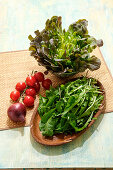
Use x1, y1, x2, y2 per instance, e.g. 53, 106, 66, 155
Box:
30, 76, 106, 146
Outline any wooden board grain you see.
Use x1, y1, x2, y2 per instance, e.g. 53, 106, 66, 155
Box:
0, 47, 113, 130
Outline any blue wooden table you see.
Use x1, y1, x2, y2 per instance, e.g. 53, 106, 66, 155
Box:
0, 0, 113, 168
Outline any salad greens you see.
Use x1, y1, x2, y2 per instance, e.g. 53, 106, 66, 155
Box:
38, 77, 104, 136
28, 16, 103, 77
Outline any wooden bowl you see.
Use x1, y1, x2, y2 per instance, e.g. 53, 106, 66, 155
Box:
30, 77, 106, 146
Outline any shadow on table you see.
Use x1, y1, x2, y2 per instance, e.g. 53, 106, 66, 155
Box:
30, 114, 104, 156
11, 127, 25, 136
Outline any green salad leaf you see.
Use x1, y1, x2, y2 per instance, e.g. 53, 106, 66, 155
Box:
28, 16, 103, 77
38, 77, 104, 136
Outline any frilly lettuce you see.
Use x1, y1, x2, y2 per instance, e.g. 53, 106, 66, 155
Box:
28, 16, 103, 77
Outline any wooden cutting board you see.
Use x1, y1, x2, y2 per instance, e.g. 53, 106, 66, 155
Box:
0, 47, 113, 130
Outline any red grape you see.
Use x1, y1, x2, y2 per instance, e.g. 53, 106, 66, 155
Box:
26, 76, 36, 87
25, 88, 36, 97
42, 78, 52, 90
23, 96, 34, 107
10, 90, 20, 101
15, 82, 26, 92
34, 72, 44, 82
33, 82, 40, 92
45, 78, 52, 84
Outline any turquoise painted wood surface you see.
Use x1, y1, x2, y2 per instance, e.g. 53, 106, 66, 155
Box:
0, 0, 113, 168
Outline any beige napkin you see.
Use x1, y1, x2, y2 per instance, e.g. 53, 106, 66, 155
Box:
0, 47, 113, 130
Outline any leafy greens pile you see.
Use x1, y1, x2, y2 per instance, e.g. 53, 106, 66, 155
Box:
38, 77, 104, 136
28, 16, 103, 77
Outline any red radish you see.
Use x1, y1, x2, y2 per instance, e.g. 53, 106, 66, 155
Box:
10, 90, 20, 101
23, 96, 34, 107
15, 82, 26, 92
34, 72, 44, 82
42, 78, 52, 90
26, 76, 36, 87
7, 103, 26, 122
25, 88, 36, 97
33, 82, 40, 92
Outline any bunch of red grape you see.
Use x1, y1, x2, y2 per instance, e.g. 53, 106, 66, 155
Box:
10, 72, 52, 107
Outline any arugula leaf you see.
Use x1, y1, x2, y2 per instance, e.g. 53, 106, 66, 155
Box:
38, 95, 48, 117
40, 117, 59, 136
41, 108, 56, 123
56, 99, 64, 112
70, 112, 94, 132
38, 77, 104, 136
